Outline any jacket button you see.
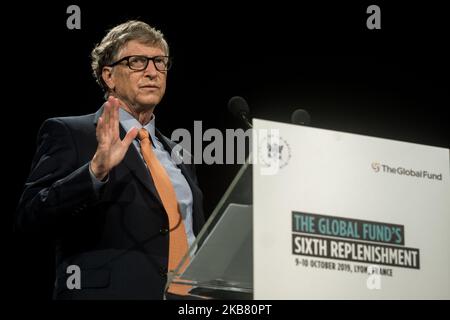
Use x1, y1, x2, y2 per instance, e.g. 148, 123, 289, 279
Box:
159, 228, 169, 235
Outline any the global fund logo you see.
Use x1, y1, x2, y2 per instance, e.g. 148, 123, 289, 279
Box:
371, 162, 381, 173
371, 162, 443, 181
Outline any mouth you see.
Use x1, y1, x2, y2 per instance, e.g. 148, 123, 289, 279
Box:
139, 84, 159, 90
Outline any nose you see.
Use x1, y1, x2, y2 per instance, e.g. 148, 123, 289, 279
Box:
143, 59, 158, 79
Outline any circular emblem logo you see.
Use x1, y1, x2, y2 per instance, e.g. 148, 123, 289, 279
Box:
259, 135, 291, 169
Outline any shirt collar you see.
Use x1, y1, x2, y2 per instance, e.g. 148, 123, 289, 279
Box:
119, 108, 156, 141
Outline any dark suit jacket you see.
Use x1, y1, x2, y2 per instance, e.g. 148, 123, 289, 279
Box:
16, 107, 205, 299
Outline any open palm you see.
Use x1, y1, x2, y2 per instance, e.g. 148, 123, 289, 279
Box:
91, 96, 138, 180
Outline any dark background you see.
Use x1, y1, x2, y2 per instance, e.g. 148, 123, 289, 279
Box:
11, 1, 449, 300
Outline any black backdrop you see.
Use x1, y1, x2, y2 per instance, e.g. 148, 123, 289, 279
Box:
11, 1, 449, 300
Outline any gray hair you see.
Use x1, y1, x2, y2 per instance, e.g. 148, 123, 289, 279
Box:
91, 20, 169, 95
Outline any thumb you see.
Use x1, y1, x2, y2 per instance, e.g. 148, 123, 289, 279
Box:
122, 127, 138, 148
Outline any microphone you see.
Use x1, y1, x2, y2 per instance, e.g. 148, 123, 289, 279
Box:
228, 96, 253, 128
291, 109, 311, 126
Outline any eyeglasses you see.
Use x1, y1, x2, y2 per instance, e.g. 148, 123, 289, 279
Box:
108, 55, 172, 71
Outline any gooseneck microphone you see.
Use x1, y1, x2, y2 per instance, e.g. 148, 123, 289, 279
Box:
291, 109, 311, 126
228, 96, 253, 128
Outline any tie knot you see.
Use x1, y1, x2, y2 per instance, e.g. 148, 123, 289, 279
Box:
137, 128, 150, 141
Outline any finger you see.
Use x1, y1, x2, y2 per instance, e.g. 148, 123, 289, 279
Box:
112, 98, 120, 137
103, 99, 111, 129
122, 127, 138, 148
96, 116, 104, 142
107, 97, 116, 131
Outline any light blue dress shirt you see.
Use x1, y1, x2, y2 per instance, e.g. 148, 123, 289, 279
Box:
90, 108, 196, 248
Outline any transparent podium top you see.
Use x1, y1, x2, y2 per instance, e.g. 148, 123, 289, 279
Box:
166, 161, 253, 299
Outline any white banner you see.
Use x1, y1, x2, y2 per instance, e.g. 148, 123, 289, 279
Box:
253, 119, 450, 299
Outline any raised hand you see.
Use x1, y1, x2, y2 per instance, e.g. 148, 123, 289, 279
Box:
90, 96, 138, 180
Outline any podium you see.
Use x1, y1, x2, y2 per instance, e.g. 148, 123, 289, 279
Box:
166, 158, 253, 299
166, 119, 450, 299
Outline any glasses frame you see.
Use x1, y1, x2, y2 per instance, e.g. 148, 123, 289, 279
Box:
108, 55, 172, 72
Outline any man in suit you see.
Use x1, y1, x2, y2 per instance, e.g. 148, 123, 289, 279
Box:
16, 20, 205, 299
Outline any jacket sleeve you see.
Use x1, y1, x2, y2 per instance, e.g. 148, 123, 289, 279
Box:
15, 118, 101, 233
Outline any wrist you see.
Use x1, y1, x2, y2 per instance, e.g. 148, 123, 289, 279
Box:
90, 158, 108, 181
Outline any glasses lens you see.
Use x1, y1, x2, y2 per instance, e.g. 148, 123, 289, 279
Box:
128, 56, 148, 70
154, 56, 170, 71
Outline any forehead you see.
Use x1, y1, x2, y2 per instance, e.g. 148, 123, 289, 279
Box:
119, 40, 166, 57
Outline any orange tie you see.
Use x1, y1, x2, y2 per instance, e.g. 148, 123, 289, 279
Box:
137, 128, 190, 295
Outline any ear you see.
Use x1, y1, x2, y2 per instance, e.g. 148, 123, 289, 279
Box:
102, 66, 115, 90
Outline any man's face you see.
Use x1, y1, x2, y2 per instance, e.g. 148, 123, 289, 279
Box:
104, 40, 167, 111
